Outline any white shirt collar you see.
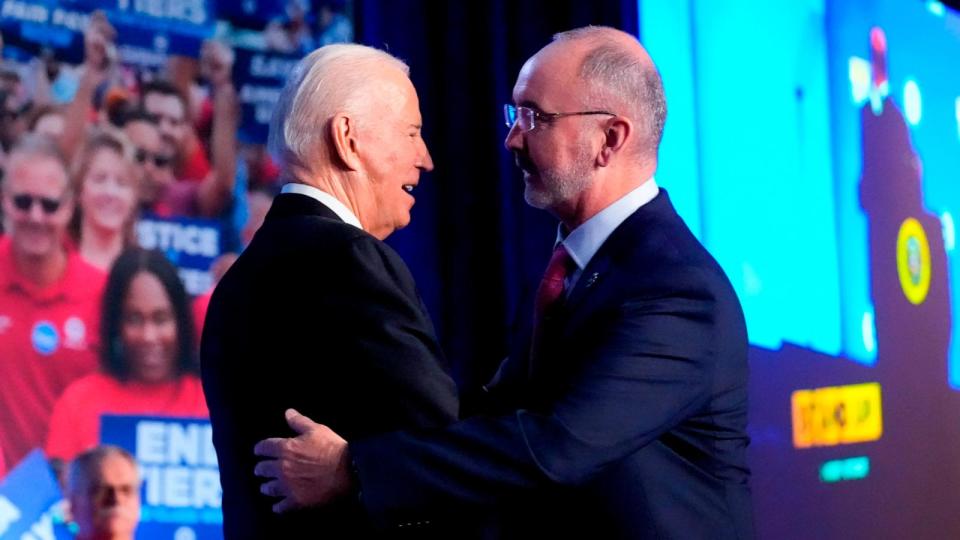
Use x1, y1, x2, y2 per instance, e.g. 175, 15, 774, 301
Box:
559, 177, 659, 273
281, 183, 363, 230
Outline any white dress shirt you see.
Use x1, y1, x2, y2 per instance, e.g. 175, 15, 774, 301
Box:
281, 183, 363, 230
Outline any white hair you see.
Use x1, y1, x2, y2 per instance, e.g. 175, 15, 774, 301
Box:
3, 134, 69, 191
553, 26, 667, 156
67, 445, 140, 496
268, 43, 410, 178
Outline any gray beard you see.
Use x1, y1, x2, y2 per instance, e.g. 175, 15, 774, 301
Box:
524, 161, 594, 210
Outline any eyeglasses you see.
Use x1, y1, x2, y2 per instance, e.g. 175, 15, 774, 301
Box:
10, 193, 65, 214
504, 104, 615, 132
134, 148, 173, 169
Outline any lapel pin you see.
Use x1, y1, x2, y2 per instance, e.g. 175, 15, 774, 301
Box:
585, 272, 600, 288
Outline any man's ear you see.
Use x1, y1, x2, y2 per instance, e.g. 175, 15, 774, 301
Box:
597, 116, 633, 167
330, 113, 362, 171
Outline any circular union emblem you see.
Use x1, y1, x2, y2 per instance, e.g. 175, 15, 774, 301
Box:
896, 217, 931, 305
31, 321, 60, 356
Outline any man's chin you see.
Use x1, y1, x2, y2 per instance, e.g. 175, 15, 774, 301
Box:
523, 184, 550, 210
14, 237, 57, 259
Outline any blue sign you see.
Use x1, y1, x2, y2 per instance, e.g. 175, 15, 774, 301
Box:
0, 449, 72, 540
217, 0, 286, 29
0, 0, 215, 65
136, 214, 223, 296
233, 46, 300, 144
101, 415, 223, 540
0, 0, 89, 63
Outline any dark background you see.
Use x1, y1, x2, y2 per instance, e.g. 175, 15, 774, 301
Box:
356, 0, 639, 400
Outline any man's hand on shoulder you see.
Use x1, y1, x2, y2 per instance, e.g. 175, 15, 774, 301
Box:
253, 409, 354, 513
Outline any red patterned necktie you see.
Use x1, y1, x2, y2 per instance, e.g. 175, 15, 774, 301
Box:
535, 243, 574, 320
530, 244, 573, 375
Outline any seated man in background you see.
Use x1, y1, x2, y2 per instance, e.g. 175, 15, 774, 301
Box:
67, 445, 141, 540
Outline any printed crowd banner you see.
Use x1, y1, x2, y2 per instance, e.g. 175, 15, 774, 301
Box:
101, 415, 223, 540
137, 214, 223, 296
0, 449, 72, 540
233, 46, 300, 144
0, 0, 89, 63
0, 0, 216, 66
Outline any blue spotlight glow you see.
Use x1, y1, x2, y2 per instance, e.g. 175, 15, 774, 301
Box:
904, 80, 922, 125
849, 57, 871, 105
862, 310, 876, 355
942, 212, 955, 252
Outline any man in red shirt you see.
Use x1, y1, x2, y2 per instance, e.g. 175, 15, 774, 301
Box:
140, 41, 238, 219
0, 135, 106, 468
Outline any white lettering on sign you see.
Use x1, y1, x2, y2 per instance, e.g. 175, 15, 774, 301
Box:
137, 421, 168, 464
249, 55, 297, 80
0, 495, 21, 535
50, 8, 89, 31
21, 511, 54, 540
131, 0, 207, 25
0, 0, 49, 23
136, 421, 217, 466
177, 268, 212, 296
141, 466, 222, 508
135, 421, 222, 508
239, 84, 282, 104
136, 221, 219, 258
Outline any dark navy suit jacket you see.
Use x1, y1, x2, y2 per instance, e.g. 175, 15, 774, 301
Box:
351, 190, 754, 539
201, 193, 459, 538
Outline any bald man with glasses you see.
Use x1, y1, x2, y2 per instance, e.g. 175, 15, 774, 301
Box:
0, 135, 106, 469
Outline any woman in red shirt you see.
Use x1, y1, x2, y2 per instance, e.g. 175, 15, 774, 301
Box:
46, 248, 207, 461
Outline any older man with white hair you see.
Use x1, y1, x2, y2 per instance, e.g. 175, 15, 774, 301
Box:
200, 43, 459, 538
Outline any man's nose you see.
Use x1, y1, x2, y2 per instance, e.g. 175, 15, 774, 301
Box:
419, 143, 435, 172
504, 122, 523, 152
27, 199, 47, 221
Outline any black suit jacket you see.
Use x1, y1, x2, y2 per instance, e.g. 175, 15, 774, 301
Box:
350, 190, 754, 539
201, 193, 459, 538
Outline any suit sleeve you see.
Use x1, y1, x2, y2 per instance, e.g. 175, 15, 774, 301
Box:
331, 236, 459, 429
350, 275, 723, 527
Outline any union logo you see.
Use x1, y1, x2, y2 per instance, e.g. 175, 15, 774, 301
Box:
896, 217, 931, 305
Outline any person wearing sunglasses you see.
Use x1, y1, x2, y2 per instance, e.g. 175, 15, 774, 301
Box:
0, 134, 106, 470
68, 131, 139, 271
254, 26, 752, 539
119, 109, 177, 215
139, 67, 238, 219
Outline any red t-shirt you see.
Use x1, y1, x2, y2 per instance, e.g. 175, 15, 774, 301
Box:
149, 181, 202, 218
192, 289, 212, 344
0, 237, 106, 467
45, 372, 208, 461
179, 141, 211, 184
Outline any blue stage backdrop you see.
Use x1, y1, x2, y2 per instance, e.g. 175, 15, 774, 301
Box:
642, 1, 960, 538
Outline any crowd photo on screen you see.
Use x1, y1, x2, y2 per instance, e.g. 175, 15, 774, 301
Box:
0, 1, 353, 537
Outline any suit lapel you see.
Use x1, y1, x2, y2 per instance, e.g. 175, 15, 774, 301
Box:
547, 190, 678, 348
